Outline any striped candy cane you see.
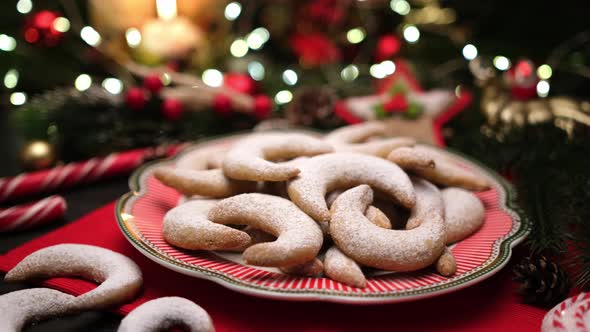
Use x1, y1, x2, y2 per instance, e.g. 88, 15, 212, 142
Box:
0, 195, 67, 232
0, 144, 185, 204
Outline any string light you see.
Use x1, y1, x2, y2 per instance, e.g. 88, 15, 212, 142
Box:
275, 90, 293, 104
161, 72, 172, 86
102, 78, 123, 94
230, 39, 248, 57
341, 64, 359, 81
10, 92, 27, 106
390, 0, 411, 15
80, 26, 101, 46
16, 0, 32, 14
53, 17, 70, 32
380, 60, 396, 75
0, 34, 17, 52
248, 61, 265, 81
537, 64, 553, 80
224, 2, 242, 21
74, 74, 92, 91
156, 0, 177, 20
4, 69, 18, 89
537, 80, 550, 97
370, 60, 396, 79
462, 44, 478, 60
346, 28, 366, 44
403, 25, 420, 43
493, 56, 510, 71
125, 28, 142, 48
370, 64, 386, 79
282, 69, 298, 85
247, 27, 270, 50
202, 69, 223, 87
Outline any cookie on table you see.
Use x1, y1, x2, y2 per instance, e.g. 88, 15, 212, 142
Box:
4, 244, 143, 310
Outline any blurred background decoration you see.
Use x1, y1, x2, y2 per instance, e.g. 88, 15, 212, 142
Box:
1, 0, 590, 299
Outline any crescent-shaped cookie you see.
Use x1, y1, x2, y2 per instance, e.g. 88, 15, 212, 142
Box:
287, 152, 415, 223
387, 146, 434, 169
324, 122, 387, 144
324, 246, 366, 288
4, 244, 143, 310
435, 247, 457, 276
441, 187, 485, 244
222, 133, 333, 181
154, 168, 256, 198
118, 297, 215, 332
176, 145, 228, 170
333, 138, 416, 158
0, 288, 76, 332
325, 122, 415, 158
208, 193, 323, 267
330, 181, 445, 271
279, 258, 324, 277
388, 146, 490, 191
163, 200, 252, 251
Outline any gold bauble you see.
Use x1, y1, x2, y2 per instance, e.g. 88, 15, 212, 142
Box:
525, 100, 552, 124
20, 141, 57, 171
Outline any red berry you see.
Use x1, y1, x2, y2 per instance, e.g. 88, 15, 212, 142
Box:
253, 95, 273, 120
383, 94, 408, 113
162, 98, 183, 121
375, 35, 401, 62
125, 87, 147, 111
143, 75, 163, 94
213, 94, 232, 116
224, 73, 257, 95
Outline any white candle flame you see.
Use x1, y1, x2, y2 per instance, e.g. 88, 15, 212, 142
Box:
156, 0, 177, 20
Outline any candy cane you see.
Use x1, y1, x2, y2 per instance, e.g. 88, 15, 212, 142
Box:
0, 144, 184, 204
0, 195, 67, 232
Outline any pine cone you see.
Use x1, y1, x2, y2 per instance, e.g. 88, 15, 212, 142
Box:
513, 256, 571, 307
286, 87, 343, 129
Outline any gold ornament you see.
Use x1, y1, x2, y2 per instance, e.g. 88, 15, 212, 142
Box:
20, 141, 57, 171
480, 79, 590, 137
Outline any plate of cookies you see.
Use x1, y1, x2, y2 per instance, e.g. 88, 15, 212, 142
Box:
116, 122, 529, 304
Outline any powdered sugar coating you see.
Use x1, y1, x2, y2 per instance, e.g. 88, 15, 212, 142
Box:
441, 187, 485, 244
325, 122, 415, 158
333, 137, 416, 158
118, 296, 214, 332
154, 167, 256, 198
324, 246, 366, 288
0, 288, 76, 332
176, 145, 229, 170
222, 133, 333, 181
287, 152, 415, 223
407, 146, 490, 191
330, 181, 445, 271
388, 146, 435, 169
163, 200, 251, 251
5, 244, 143, 310
208, 193, 323, 267
324, 122, 387, 143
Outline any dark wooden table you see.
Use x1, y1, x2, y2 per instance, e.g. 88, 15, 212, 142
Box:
0, 111, 125, 331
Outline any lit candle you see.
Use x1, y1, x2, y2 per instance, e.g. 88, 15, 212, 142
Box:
138, 0, 202, 60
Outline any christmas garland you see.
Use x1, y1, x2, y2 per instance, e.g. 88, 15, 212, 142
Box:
447, 99, 590, 304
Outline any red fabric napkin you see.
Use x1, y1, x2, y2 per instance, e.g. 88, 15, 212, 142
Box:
0, 201, 545, 331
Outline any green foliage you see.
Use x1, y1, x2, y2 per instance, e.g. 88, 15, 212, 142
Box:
11, 87, 253, 161
447, 101, 590, 288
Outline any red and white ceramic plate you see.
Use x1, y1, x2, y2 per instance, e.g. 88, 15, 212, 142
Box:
116, 133, 529, 304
